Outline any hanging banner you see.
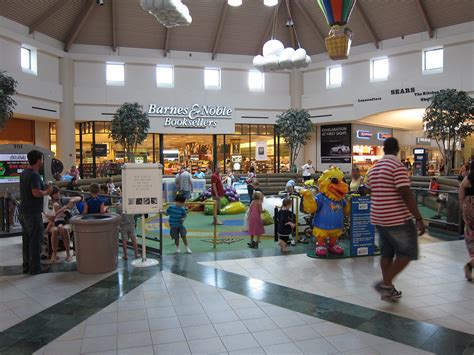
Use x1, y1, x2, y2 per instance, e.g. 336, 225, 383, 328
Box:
320, 124, 352, 163
122, 163, 163, 214
350, 195, 375, 256
255, 141, 267, 161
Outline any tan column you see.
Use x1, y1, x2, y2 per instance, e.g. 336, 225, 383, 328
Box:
57, 57, 76, 170
289, 70, 307, 171
34, 121, 50, 151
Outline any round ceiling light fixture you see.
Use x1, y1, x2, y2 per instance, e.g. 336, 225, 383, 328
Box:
264, 0, 278, 6
227, 0, 242, 6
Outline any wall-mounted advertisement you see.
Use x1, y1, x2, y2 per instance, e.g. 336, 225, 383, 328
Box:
255, 141, 267, 161
320, 124, 352, 164
0, 154, 29, 183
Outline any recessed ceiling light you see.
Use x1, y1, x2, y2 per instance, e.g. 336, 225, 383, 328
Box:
228, 0, 242, 6
264, 0, 278, 6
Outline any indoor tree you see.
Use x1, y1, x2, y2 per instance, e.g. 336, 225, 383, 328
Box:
276, 108, 313, 173
0, 70, 17, 130
110, 102, 150, 162
423, 89, 474, 175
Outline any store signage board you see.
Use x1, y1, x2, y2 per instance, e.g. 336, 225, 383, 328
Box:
122, 163, 163, 214
320, 124, 352, 164
350, 195, 375, 257
94, 144, 107, 157
352, 124, 392, 146
147, 104, 235, 134
256, 141, 267, 161
416, 137, 431, 145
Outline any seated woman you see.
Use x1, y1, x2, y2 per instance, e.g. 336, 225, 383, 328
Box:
49, 186, 81, 263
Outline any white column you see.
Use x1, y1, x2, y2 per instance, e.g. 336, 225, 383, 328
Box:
57, 58, 76, 170
289, 71, 307, 171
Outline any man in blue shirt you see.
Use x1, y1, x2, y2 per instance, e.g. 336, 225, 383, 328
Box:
166, 193, 192, 254
19, 150, 52, 275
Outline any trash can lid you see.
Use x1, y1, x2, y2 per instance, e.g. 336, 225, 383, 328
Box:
71, 213, 120, 225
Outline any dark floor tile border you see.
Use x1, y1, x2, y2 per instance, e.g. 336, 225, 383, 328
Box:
0, 266, 160, 355
1, 246, 473, 354
162, 253, 474, 355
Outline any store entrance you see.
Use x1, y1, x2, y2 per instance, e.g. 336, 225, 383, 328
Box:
163, 135, 214, 176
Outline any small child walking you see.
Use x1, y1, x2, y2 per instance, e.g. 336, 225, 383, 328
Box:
247, 191, 265, 249
117, 204, 140, 260
166, 193, 192, 254
277, 198, 296, 252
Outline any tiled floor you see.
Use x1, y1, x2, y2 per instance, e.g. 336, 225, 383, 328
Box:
200, 240, 474, 335
34, 272, 432, 355
1, 235, 472, 354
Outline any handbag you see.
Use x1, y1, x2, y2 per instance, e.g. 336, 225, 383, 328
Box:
261, 209, 273, 226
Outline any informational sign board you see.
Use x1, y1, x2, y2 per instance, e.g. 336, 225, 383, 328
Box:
0, 154, 30, 183
122, 163, 163, 214
350, 195, 375, 256
320, 124, 352, 164
256, 141, 267, 161
94, 144, 107, 157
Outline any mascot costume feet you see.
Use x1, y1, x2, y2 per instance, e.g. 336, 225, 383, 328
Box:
301, 167, 350, 257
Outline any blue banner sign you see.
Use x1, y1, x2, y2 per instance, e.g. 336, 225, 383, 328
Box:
350, 195, 375, 256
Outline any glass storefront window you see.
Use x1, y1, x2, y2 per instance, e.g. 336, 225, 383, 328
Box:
163, 135, 214, 176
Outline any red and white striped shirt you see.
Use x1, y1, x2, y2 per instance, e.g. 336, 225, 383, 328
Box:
367, 155, 412, 226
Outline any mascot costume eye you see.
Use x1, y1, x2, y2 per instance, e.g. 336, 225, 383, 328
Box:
301, 167, 350, 257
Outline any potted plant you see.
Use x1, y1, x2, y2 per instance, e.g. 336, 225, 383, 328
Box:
0, 70, 18, 130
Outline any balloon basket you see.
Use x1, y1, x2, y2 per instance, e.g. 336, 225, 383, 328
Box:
325, 35, 351, 60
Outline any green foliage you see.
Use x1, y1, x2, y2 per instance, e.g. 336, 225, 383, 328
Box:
276, 108, 313, 172
0, 70, 18, 130
110, 102, 150, 162
423, 89, 474, 174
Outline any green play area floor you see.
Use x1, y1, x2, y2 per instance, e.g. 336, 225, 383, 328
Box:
124, 204, 449, 256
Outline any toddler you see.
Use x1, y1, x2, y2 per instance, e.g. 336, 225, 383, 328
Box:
166, 193, 192, 254
83, 183, 106, 214
277, 198, 296, 252
247, 191, 264, 249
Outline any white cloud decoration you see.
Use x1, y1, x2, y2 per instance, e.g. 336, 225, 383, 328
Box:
140, 0, 192, 28
253, 39, 311, 72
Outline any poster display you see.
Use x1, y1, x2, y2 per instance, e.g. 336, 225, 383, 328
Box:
122, 163, 163, 214
350, 195, 375, 256
0, 153, 44, 183
320, 124, 352, 164
255, 141, 267, 161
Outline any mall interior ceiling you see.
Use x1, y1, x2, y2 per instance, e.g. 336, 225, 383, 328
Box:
1, 0, 473, 56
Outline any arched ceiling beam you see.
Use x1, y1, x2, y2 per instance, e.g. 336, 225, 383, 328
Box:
355, 2, 380, 49
285, 0, 296, 48
211, 1, 229, 60
292, 1, 325, 46
29, 0, 73, 35
64, 0, 96, 52
111, 0, 118, 51
163, 28, 170, 57
414, 0, 434, 38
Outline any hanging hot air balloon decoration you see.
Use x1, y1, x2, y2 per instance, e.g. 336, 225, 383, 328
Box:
317, 0, 356, 60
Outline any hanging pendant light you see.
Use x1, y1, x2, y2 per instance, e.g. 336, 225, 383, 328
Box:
228, 0, 242, 6
264, 0, 278, 6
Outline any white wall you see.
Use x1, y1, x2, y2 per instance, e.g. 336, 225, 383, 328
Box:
0, 15, 472, 168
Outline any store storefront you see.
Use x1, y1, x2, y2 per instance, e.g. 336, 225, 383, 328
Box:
352, 124, 392, 174
49, 122, 289, 178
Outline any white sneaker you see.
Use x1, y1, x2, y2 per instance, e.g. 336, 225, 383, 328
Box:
186, 247, 192, 254
176, 247, 181, 254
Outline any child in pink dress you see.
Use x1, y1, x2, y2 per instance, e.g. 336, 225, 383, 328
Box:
247, 191, 265, 249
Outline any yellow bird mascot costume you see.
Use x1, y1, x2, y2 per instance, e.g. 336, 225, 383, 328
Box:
301, 167, 350, 257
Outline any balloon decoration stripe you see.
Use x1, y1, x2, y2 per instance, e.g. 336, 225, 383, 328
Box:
317, 0, 356, 26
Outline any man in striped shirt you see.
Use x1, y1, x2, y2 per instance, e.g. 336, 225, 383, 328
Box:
367, 138, 426, 301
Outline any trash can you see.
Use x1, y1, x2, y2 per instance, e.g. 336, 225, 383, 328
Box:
71, 214, 121, 274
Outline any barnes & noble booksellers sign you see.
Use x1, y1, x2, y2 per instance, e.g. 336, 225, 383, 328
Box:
147, 104, 235, 134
